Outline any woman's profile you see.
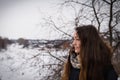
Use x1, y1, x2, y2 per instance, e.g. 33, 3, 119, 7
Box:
61, 25, 118, 80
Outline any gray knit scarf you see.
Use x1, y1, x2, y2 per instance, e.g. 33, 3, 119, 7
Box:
70, 53, 81, 69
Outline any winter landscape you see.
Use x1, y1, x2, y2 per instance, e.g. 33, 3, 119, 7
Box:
0, 39, 71, 80
0, 39, 120, 80
0, 0, 120, 80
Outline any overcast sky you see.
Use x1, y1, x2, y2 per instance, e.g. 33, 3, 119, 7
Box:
0, 0, 74, 40
1, 0, 119, 40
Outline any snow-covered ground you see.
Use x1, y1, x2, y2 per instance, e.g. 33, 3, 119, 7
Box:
0, 44, 120, 80
0, 43, 67, 80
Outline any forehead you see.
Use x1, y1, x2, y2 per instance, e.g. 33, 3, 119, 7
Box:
73, 31, 79, 37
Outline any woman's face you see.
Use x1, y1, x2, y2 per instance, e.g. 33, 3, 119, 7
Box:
72, 31, 81, 54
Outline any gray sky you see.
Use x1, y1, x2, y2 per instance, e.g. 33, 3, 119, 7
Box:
1, 0, 118, 40
0, 0, 73, 40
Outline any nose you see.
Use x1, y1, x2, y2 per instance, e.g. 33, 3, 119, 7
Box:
72, 39, 76, 46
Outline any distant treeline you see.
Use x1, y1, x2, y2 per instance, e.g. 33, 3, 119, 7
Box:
0, 37, 12, 51
16, 38, 72, 49
0, 37, 72, 50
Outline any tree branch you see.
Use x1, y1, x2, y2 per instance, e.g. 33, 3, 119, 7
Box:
50, 19, 72, 38
47, 50, 65, 63
92, 0, 101, 32
61, 0, 92, 8
103, 0, 110, 4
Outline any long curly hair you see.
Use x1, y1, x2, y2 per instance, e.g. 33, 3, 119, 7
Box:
61, 25, 113, 80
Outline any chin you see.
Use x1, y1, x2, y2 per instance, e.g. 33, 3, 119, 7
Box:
75, 50, 79, 54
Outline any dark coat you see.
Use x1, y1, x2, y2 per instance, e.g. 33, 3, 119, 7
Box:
69, 65, 118, 80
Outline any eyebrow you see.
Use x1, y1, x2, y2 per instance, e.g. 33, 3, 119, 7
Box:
74, 36, 79, 39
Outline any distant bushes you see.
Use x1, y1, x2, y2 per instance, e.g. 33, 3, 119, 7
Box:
0, 36, 71, 50
0, 36, 12, 51
17, 38, 29, 48
17, 38, 71, 49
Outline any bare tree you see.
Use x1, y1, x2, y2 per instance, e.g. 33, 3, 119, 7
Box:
34, 0, 120, 79
60, 0, 120, 75
61, 0, 120, 47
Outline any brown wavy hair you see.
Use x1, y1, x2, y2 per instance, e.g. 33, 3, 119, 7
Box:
61, 25, 113, 80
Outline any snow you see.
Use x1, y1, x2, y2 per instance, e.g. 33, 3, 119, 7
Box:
0, 44, 120, 80
0, 43, 67, 80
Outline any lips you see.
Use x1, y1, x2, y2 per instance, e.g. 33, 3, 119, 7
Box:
75, 47, 79, 51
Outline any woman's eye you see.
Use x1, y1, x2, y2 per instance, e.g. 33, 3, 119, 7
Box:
72, 37, 80, 41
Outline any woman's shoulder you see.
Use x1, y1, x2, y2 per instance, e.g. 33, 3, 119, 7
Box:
104, 65, 118, 80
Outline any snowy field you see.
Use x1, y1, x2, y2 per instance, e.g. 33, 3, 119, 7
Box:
0, 44, 120, 80
0, 43, 67, 80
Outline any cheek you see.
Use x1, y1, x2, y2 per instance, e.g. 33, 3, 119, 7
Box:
77, 41, 81, 48
75, 42, 81, 53
77, 44, 81, 51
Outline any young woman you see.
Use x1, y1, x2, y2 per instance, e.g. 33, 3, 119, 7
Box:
62, 25, 118, 80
